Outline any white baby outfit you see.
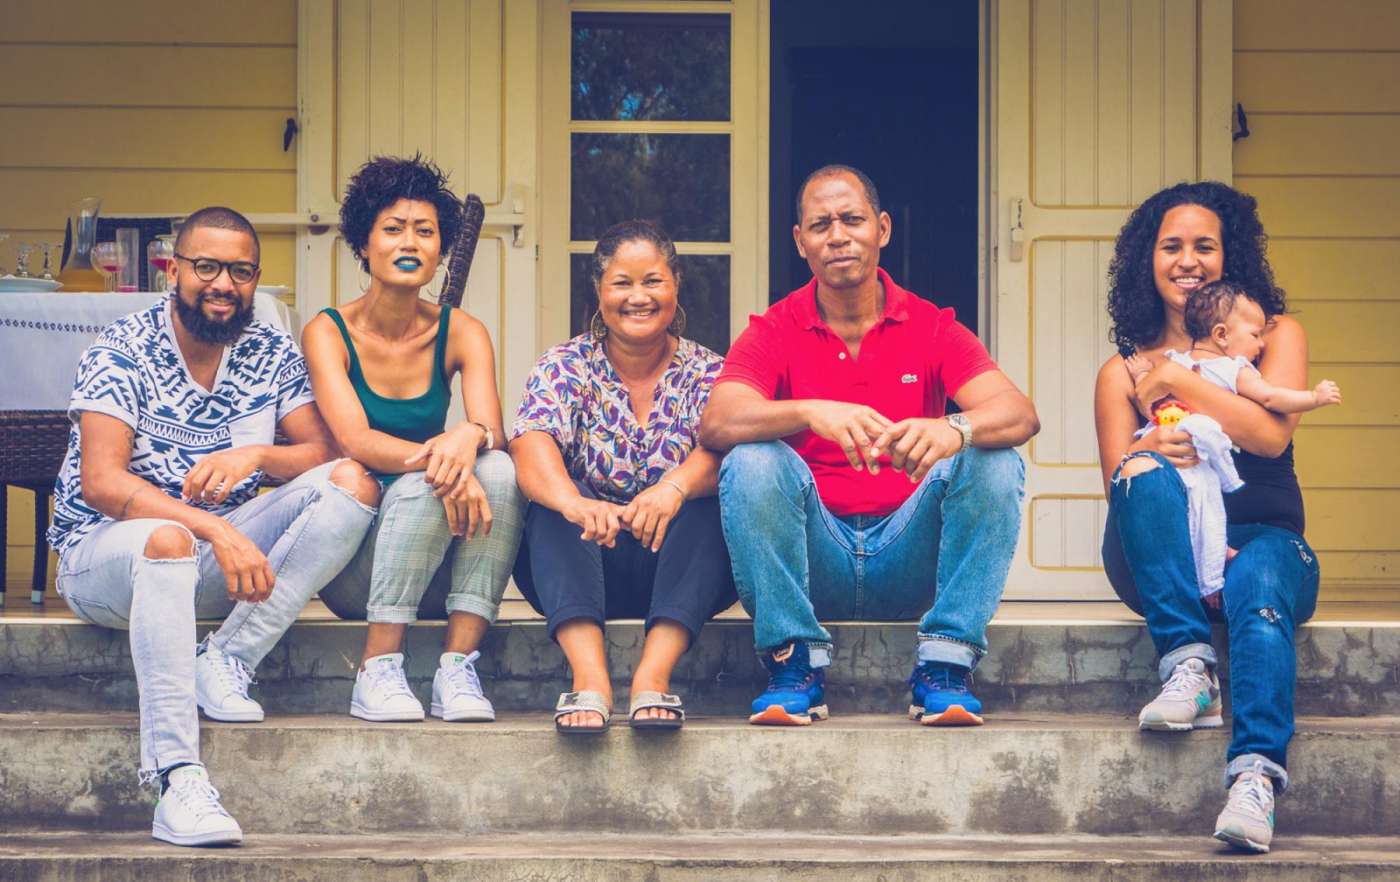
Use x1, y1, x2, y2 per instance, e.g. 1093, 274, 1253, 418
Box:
1135, 350, 1248, 599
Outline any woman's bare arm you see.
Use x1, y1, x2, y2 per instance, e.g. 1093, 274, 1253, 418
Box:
1094, 354, 1200, 495
660, 444, 721, 499
447, 309, 507, 450
510, 430, 588, 513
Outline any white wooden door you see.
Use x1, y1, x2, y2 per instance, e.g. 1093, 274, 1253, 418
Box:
297, 0, 540, 418
992, 0, 1233, 599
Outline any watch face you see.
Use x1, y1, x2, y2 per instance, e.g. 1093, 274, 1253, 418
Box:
948, 414, 972, 446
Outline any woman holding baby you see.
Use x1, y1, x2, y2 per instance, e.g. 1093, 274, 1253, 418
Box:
1093, 181, 1330, 854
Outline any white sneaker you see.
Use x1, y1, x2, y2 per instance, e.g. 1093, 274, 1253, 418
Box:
151, 765, 243, 847
431, 651, 496, 722
195, 640, 264, 722
1138, 657, 1222, 731
350, 652, 425, 722
1214, 761, 1276, 853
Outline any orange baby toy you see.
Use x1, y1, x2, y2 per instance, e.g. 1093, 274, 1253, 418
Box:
1152, 398, 1192, 429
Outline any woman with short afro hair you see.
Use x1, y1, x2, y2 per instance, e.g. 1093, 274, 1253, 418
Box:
309, 154, 523, 724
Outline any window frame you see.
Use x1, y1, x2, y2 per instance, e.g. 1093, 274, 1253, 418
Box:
539, 0, 766, 354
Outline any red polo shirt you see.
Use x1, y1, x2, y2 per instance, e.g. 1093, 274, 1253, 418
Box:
717, 269, 996, 517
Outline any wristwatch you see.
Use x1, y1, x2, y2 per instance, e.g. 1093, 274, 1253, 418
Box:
946, 413, 973, 451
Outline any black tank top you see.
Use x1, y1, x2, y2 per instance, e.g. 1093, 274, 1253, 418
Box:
1224, 442, 1305, 536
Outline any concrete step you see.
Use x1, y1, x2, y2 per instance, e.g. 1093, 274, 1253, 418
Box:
3, 614, 1398, 717
3, 831, 1398, 881
3, 712, 1397, 837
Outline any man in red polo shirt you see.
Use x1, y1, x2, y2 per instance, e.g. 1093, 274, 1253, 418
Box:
699, 165, 1039, 727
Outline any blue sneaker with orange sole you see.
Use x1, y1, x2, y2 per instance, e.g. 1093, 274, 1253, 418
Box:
749, 642, 828, 726
909, 661, 984, 726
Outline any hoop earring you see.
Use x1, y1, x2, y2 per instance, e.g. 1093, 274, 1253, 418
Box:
668, 303, 687, 337
357, 258, 370, 294
589, 309, 608, 340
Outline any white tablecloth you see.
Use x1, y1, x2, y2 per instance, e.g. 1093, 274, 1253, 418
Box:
0, 292, 300, 410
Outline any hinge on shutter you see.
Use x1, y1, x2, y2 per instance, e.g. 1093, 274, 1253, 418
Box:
1232, 103, 1251, 141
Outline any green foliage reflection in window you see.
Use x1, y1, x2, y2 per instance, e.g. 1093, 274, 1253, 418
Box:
572, 13, 731, 122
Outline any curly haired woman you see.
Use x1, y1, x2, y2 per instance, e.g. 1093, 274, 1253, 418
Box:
310, 155, 524, 723
1093, 181, 1320, 853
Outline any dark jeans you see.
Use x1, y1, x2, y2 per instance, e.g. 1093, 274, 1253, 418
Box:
513, 482, 737, 643
1103, 451, 1320, 791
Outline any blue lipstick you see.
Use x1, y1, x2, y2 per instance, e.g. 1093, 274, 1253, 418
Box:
394, 257, 422, 271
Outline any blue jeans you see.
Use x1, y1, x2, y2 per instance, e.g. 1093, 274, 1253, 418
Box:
718, 441, 1025, 670
1105, 451, 1320, 792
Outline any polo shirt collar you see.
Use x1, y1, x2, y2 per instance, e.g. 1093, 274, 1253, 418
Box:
798, 268, 912, 330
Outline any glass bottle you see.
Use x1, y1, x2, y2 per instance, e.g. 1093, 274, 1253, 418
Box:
56, 196, 106, 292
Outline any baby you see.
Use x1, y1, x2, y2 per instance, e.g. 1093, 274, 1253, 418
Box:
1125, 280, 1341, 602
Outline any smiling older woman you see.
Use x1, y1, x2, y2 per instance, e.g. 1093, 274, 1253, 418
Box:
306, 155, 524, 725
509, 219, 736, 734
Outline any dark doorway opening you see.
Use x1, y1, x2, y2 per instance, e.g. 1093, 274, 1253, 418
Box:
769, 0, 980, 332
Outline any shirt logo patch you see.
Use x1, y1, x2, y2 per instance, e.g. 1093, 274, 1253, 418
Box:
901, 373, 918, 384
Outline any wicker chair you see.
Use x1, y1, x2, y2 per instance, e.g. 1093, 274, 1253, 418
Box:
0, 410, 71, 606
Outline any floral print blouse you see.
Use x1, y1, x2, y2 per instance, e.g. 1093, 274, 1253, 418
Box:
511, 334, 723, 503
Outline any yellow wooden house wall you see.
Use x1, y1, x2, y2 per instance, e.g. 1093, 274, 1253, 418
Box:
1234, 0, 1400, 600
2, 0, 299, 594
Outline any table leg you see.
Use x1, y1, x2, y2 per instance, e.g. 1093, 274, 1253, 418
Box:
0, 485, 7, 609
31, 487, 50, 605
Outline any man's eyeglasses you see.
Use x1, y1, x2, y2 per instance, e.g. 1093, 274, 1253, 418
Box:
174, 253, 259, 285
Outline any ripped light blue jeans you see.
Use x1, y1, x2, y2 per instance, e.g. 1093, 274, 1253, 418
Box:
1105, 451, 1320, 793
719, 441, 1025, 670
56, 460, 377, 783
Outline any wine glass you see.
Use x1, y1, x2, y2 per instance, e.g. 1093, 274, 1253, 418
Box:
41, 243, 60, 281
147, 236, 175, 291
15, 242, 35, 278
91, 241, 129, 292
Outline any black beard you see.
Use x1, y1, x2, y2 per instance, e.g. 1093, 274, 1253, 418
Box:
173, 292, 255, 344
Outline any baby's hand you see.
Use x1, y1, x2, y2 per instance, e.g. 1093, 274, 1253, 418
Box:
1313, 379, 1342, 407
1124, 354, 1152, 385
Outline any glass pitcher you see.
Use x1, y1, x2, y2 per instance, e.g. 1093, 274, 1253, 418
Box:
57, 196, 106, 292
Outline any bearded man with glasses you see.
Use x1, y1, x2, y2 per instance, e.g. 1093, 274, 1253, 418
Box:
47, 206, 382, 847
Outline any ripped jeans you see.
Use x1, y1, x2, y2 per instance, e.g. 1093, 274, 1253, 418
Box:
1103, 452, 1320, 792
55, 461, 377, 783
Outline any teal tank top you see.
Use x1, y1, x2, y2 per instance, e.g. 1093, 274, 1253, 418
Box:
321, 306, 452, 446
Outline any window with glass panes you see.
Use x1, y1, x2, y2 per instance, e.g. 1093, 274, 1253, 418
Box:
543, 1, 757, 357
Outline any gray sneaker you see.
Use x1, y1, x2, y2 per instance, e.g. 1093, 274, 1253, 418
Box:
1138, 657, 1222, 731
1214, 762, 1276, 853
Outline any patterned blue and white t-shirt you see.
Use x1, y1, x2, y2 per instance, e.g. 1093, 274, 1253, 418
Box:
48, 299, 316, 556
